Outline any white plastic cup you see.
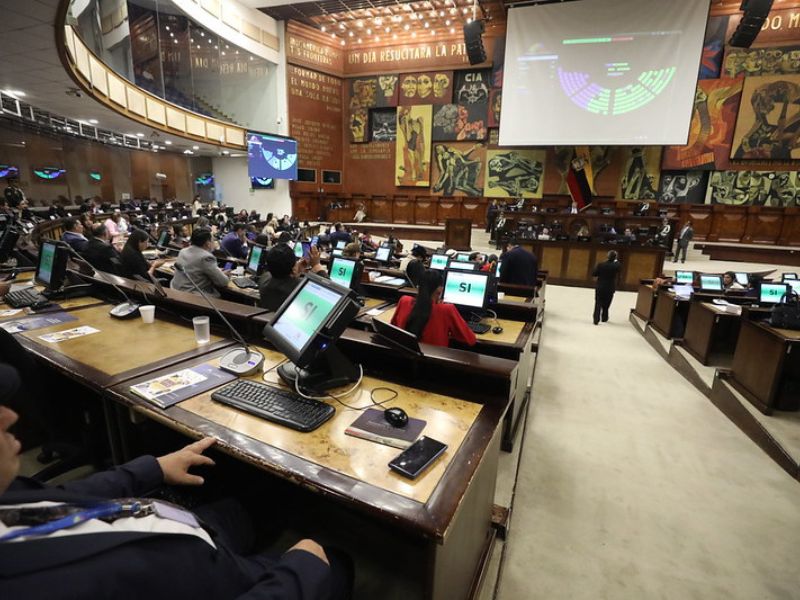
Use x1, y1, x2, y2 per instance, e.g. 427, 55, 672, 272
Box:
139, 305, 156, 323
193, 316, 210, 345
497, 292, 506, 301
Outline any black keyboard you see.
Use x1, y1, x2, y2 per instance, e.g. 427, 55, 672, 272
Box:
211, 379, 335, 432
467, 321, 491, 335
4, 288, 48, 308
232, 277, 258, 289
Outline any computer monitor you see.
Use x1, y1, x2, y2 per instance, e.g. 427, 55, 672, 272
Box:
455, 252, 471, 262
675, 270, 694, 285
442, 269, 490, 309
329, 257, 360, 290
448, 260, 478, 271
35, 240, 69, 291
735, 272, 749, 287
758, 282, 790, 305
245, 244, 266, 276
371, 317, 422, 356
430, 254, 449, 270
263, 273, 360, 393
782, 273, 798, 282
375, 246, 392, 263
699, 275, 723, 292
336, 240, 347, 250
156, 230, 170, 248
332, 248, 344, 258
785, 278, 800, 295
671, 284, 694, 299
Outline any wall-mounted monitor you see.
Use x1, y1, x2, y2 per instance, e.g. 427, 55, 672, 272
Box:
195, 173, 214, 186
297, 168, 316, 182
33, 167, 66, 180
0, 165, 19, 178
89, 170, 102, 182
322, 170, 342, 184
250, 176, 274, 189
247, 131, 298, 180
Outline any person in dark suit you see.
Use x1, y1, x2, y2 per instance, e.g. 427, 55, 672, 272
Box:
592, 250, 621, 325
81, 223, 122, 274
258, 243, 327, 311
0, 403, 352, 599
673, 220, 694, 263
120, 229, 165, 280
499, 244, 538, 287
60, 218, 89, 253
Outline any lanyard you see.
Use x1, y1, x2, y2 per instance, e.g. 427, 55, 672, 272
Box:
0, 501, 142, 542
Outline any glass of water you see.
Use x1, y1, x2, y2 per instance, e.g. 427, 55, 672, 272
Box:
192, 316, 210, 345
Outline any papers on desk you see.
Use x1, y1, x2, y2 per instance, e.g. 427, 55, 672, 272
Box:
671, 285, 694, 300
0, 312, 77, 334
712, 298, 743, 315
39, 325, 99, 343
130, 364, 236, 409
366, 307, 387, 317
374, 275, 406, 287
0, 309, 23, 318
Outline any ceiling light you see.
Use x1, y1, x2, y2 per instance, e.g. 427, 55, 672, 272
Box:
165, 26, 170, 31
331, 33, 335, 39
200, 31, 204, 36
445, 19, 451, 25
375, 36, 380, 42
222, 150, 230, 155
467, 17, 472, 23
392, 33, 397, 39
367, 28, 372, 34
450, 27, 455, 34
2, 90, 25, 98
221, 51, 226, 55
339, 23, 345, 29
321, 26, 326, 32
173, 39, 178, 44
192, 145, 199, 150
214, 45, 218, 49
349, 31, 353, 37
165, 140, 172, 145
183, 150, 193, 155
341, 40, 345, 45
374, 17, 382, 25
439, 10, 444, 16
357, 20, 363, 27
424, 22, 429, 28
88, 119, 98, 124
136, 133, 144, 137
385, 26, 390, 33
431, 29, 436, 35
430, 10, 436, 17
450, 8, 457, 15
404, 23, 410, 30
411, 31, 416, 37
462, 7, 469, 14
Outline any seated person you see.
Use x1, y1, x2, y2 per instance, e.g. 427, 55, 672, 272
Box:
329, 223, 351, 248
172, 224, 190, 248
103, 210, 127, 237
0, 404, 352, 599
82, 223, 122, 274
499, 243, 538, 287
220, 223, 249, 260
537, 226, 550, 241
120, 229, 165, 280
481, 254, 498, 273
171, 229, 230, 297
403, 245, 427, 286
258, 244, 327, 311
723, 271, 745, 290
391, 270, 477, 348
342, 242, 360, 260
359, 231, 379, 252
61, 217, 88, 252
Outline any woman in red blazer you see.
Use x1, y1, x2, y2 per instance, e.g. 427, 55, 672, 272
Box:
391, 270, 477, 348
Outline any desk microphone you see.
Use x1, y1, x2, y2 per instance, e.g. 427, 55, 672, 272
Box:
173, 262, 264, 376
64, 245, 140, 319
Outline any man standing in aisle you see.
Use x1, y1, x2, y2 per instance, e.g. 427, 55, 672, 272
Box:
4, 178, 24, 209
674, 220, 694, 263
592, 250, 620, 325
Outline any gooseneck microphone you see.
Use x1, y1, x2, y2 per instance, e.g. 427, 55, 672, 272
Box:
64, 244, 141, 319
173, 261, 264, 376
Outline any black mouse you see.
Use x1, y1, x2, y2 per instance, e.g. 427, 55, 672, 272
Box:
384, 407, 408, 428
492, 326, 504, 334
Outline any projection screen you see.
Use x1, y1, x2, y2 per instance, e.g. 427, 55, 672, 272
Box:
499, 0, 710, 146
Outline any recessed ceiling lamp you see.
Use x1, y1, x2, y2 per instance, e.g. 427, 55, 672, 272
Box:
88, 119, 98, 124
192, 145, 199, 150
321, 25, 326, 32
165, 140, 172, 145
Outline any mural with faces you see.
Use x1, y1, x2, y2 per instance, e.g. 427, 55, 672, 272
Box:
375, 75, 399, 107
432, 104, 459, 141
723, 46, 800, 78
398, 72, 453, 106
658, 171, 709, 204
707, 170, 800, 206
453, 69, 491, 141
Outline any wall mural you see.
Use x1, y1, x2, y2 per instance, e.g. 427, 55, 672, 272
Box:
432, 104, 459, 141
398, 72, 453, 105
484, 149, 545, 198
731, 74, 800, 160
723, 45, 800, 79
707, 170, 800, 206
395, 104, 432, 187
662, 78, 743, 171
349, 77, 378, 109
349, 109, 369, 143
619, 146, 662, 200
371, 109, 397, 142
376, 75, 399, 107
431, 142, 486, 197
658, 171, 709, 204
700, 16, 729, 80
488, 89, 502, 128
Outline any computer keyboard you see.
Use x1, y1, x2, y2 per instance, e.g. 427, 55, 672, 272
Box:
232, 277, 258, 289
467, 321, 491, 335
4, 287, 48, 308
211, 379, 335, 432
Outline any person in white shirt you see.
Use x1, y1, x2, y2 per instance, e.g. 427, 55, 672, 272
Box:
104, 210, 127, 237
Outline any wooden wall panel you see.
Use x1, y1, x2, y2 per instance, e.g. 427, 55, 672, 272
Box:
393, 199, 414, 224
414, 197, 436, 225
371, 198, 393, 223
564, 247, 592, 280
743, 208, 784, 245
709, 206, 747, 242
540, 246, 564, 278
778, 208, 800, 247
461, 199, 487, 228
436, 198, 461, 225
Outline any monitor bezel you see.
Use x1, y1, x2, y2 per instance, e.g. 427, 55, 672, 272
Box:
329, 256, 359, 289
442, 268, 491, 310
699, 274, 723, 292
35, 240, 69, 291
246, 243, 266, 276
734, 272, 749, 286
447, 259, 479, 272
782, 273, 798, 282
429, 253, 449, 270
374, 246, 392, 263
675, 270, 694, 284
758, 282, 790, 305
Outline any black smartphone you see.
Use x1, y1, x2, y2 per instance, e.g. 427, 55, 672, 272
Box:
388, 436, 447, 479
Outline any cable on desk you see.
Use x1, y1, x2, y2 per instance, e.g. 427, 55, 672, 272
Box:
293, 364, 364, 402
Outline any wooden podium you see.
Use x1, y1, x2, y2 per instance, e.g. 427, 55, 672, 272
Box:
445, 218, 472, 250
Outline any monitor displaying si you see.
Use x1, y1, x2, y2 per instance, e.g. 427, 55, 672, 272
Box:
375, 246, 392, 263
785, 278, 800, 295
782, 273, 798, 282
430, 254, 449, 270
455, 252, 471, 262
759, 282, 789, 305
332, 248, 344, 258
675, 270, 694, 285
336, 240, 347, 250
246, 244, 266, 276
247, 132, 298, 181
35, 240, 68, 291
735, 272, 749, 287
699, 275, 723, 292
329, 257, 357, 289
448, 260, 478, 271
442, 270, 490, 309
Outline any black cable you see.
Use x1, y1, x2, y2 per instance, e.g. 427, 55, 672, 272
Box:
328, 385, 398, 411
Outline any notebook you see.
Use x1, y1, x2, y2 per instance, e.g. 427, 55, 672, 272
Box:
345, 408, 426, 449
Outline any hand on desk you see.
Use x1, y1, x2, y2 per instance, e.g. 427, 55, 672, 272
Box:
156, 436, 216, 486
287, 539, 330, 566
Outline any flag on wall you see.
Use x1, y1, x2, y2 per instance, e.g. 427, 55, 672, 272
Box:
566, 157, 592, 209
575, 146, 594, 193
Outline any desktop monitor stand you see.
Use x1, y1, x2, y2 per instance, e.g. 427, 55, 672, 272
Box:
277, 345, 360, 395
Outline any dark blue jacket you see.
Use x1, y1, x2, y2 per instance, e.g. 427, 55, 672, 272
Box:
0, 456, 329, 600
499, 246, 538, 287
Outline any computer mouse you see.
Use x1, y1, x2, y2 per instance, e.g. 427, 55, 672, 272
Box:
492, 326, 504, 335
30, 300, 53, 311
384, 407, 408, 428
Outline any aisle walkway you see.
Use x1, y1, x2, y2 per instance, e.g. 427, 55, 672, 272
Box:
496, 285, 800, 599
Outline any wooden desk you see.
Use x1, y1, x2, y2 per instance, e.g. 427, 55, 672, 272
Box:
633, 283, 657, 321
106, 345, 506, 600
16, 303, 232, 391
651, 289, 691, 339
682, 301, 742, 366
729, 319, 800, 414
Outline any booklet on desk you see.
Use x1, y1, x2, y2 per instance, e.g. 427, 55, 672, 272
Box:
345, 408, 426, 449
131, 363, 236, 409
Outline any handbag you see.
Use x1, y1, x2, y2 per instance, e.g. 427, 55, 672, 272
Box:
769, 290, 800, 330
